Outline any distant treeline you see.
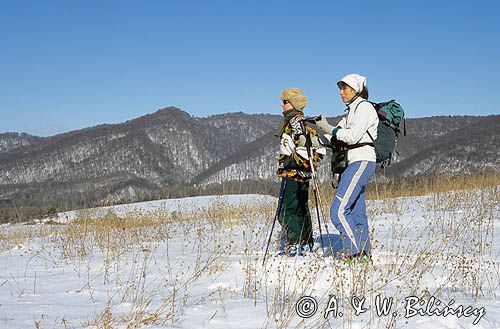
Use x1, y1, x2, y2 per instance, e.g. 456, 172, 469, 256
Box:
0, 179, 279, 224
2, 171, 498, 224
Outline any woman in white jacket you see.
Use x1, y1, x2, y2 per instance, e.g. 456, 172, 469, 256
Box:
316, 73, 379, 262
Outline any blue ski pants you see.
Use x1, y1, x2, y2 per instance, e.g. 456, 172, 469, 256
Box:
330, 160, 375, 256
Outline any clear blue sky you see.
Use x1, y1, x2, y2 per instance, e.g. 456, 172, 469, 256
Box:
1, 0, 499, 136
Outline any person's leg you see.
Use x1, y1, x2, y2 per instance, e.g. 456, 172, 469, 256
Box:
279, 180, 302, 245
350, 185, 371, 255
330, 161, 375, 256
298, 181, 313, 247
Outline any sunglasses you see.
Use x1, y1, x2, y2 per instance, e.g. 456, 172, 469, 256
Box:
282, 100, 290, 105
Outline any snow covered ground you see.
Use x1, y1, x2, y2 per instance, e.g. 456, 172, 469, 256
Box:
0, 188, 499, 329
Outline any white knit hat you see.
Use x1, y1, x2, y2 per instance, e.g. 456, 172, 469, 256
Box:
337, 73, 367, 94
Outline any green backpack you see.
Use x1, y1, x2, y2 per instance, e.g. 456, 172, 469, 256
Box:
368, 100, 406, 166
324, 99, 406, 186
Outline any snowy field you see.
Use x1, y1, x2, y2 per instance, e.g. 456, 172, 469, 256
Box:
0, 188, 499, 329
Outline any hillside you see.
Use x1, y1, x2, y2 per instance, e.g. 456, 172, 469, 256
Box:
0, 108, 498, 220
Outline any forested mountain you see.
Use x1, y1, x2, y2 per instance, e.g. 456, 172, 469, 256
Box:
1, 107, 498, 221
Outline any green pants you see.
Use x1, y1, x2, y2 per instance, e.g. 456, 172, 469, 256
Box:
279, 180, 313, 245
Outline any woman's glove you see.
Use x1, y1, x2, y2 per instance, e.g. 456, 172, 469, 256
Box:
315, 115, 335, 134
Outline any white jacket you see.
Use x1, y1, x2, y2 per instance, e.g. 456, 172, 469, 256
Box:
335, 97, 379, 164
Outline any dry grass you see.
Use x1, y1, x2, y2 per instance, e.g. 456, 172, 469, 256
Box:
0, 200, 276, 328
314, 171, 500, 206
367, 171, 500, 200
263, 183, 499, 328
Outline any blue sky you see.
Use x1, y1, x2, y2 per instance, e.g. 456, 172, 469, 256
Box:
1, 0, 499, 136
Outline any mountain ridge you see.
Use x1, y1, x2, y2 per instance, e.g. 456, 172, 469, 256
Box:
1, 107, 498, 221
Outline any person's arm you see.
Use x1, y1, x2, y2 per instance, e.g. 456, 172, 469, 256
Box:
336, 117, 347, 129
336, 102, 376, 145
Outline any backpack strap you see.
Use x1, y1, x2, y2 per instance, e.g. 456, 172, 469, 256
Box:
349, 99, 376, 147
385, 121, 400, 132
346, 142, 374, 149
353, 99, 367, 113
299, 121, 313, 148
333, 139, 373, 150
367, 130, 375, 142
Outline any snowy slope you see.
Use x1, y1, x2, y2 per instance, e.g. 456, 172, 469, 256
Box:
0, 188, 499, 329
48, 194, 276, 223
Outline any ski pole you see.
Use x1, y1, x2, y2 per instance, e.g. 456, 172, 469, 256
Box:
301, 121, 325, 252
305, 144, 324, 250
310, 174, 324, 251
301, 121, 335, 255
313, 176, 335, 255
262, 178, 287, 266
